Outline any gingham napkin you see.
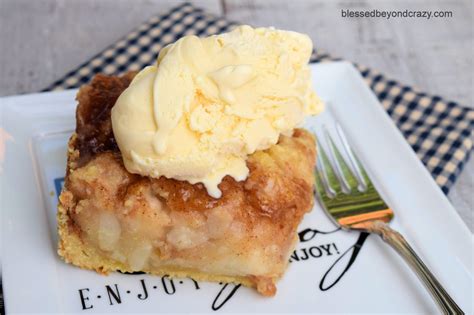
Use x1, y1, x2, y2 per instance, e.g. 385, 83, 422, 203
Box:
42, 2, 473, 194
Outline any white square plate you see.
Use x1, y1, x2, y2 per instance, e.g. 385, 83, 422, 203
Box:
1, 62, 472, 314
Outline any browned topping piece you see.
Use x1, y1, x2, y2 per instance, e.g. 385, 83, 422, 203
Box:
75, 72, 136, 166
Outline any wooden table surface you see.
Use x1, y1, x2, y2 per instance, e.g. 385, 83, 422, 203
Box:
0, 0, 472, 231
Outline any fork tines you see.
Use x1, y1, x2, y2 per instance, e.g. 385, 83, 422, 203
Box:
314, 123, 392, 228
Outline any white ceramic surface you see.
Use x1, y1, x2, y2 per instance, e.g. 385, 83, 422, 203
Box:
1, 62, 472, 314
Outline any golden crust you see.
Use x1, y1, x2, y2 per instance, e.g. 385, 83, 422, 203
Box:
57, 73, 316, 296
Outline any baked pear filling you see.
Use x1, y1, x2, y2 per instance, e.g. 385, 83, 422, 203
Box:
58, 25, 321, 296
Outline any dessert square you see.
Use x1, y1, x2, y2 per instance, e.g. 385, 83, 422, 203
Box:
58, 73, 317, 296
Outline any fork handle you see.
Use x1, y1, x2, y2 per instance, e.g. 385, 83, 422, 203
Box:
367, 220, 464, 315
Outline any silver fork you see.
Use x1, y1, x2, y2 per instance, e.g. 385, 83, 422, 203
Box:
313, 123, 463, 314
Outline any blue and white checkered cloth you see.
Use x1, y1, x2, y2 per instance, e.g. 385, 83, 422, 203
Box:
43, 2, 473, 194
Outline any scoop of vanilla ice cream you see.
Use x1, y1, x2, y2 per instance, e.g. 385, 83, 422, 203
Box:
111, 25, 323, 198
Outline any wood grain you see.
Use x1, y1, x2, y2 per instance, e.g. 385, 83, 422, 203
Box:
0, 0, 222, 94
0, 0, 471, 231
224, 0, 473, 106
